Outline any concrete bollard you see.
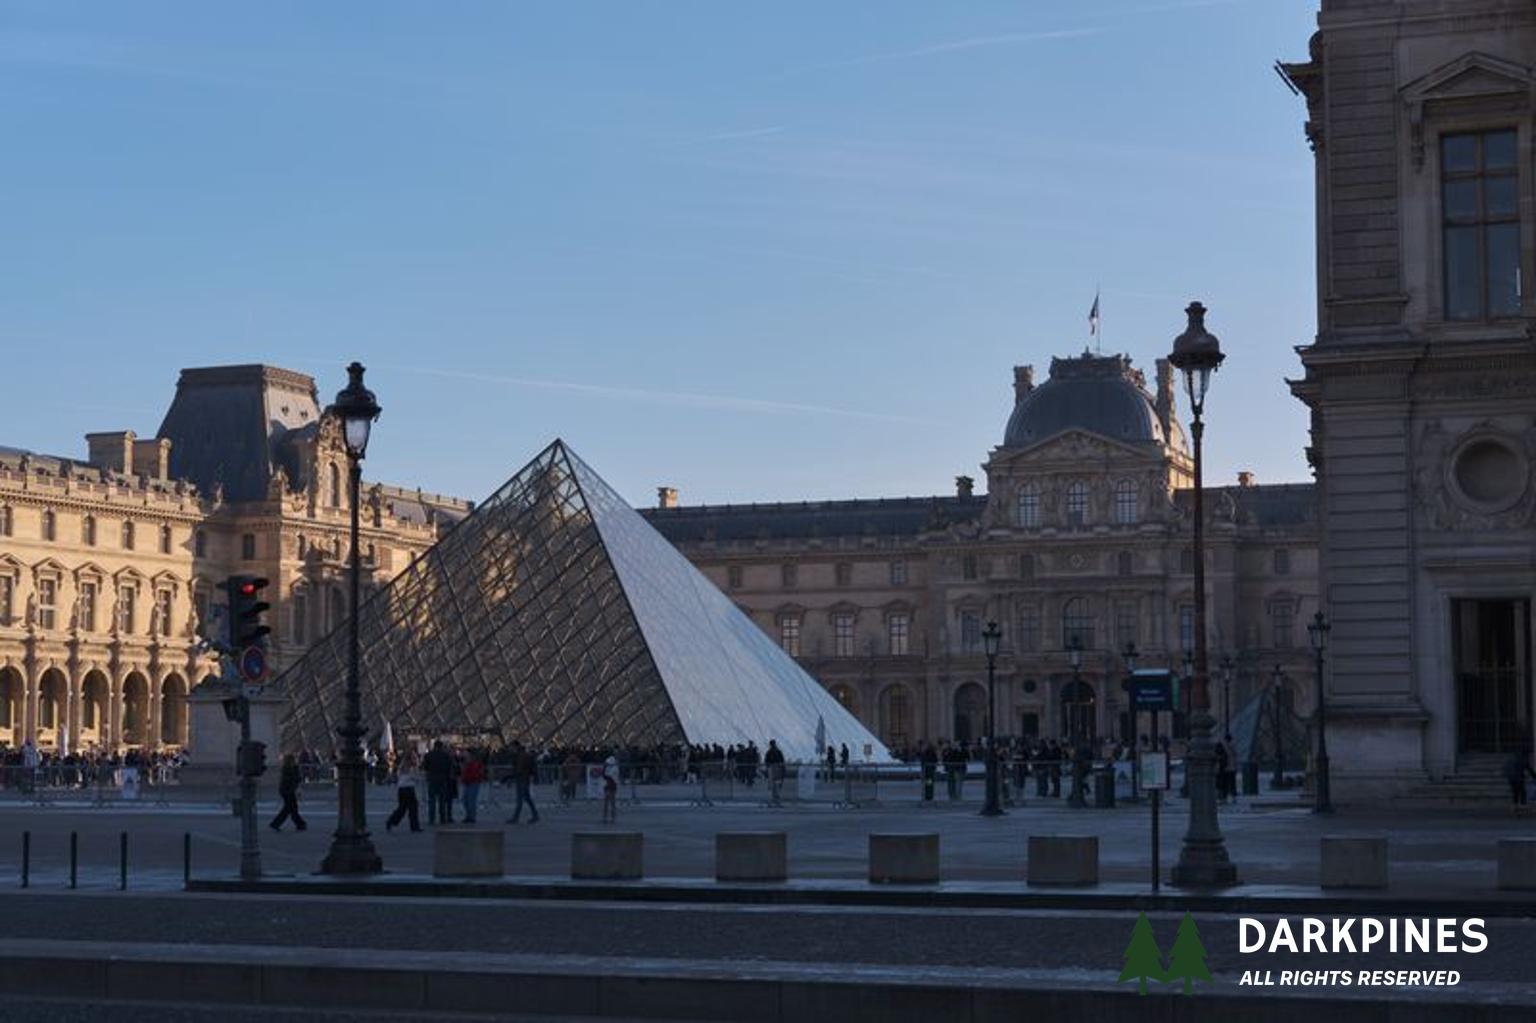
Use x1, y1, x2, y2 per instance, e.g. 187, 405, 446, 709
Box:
572, 831, 643, 880
432, 827, 505, 878
716, 832, 788, 882
1027, 835, 1099, 886
1497, 838, 1536, 890
869, 833, 939, 884
1320, 836, 1388, 889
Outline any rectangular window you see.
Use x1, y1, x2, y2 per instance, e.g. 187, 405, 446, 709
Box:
1178, 604, 1195, 654
888, 613, 910, 656
1016, 487, 1040, 528
121, 520, 133, 550
0, 505, 10, 536
889, 560, 907, 585
1066, 483, 1087, 526
41, 511, 55, 542
1016, 604, 1041, 653
160, 525, 172, 555
727, 565, 743, 590
82, 516, 96, 546
1115, 601, 1138, 650
778, 615, 801, 657
781, 563, 797, 589
0, 576, 12, 624
1443, 129, 1520, 320
959, 610, 981, 654
835, 562, 853, 587
833, 613, 855, 657
37, 578, 56, 630
80, 581, 98, 633
157, 589, 173, 636
195, 530, 207, 558
1272, 602, 1294, 650
119, 585, 136, 634
241, 533, 257, 561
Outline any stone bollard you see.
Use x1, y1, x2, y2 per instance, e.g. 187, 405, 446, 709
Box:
432, 827, 505, 878
1497, 838, 1536, 891
1320, 836, 1388, 889
571, 831, 643, 880
1027, 835, 1099, 886
716, 832, 788, 882
869, 833, 939, 884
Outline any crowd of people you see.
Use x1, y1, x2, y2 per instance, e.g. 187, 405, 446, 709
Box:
0, 739, 186, 797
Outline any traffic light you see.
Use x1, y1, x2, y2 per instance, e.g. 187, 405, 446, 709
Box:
226, 575, 271, 650
237, 739, 267, 777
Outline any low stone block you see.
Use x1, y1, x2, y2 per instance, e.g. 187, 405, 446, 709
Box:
1320, 836, 1388, 889
869, 833, 939, 884
1497, 838, 1536, 890
572, 831, 643, 880
716, 832, 788, 882
1027, 835, 1099, 886
432, 827, 505, 878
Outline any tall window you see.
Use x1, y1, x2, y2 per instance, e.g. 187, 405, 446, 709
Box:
1272, 601, 1295, 649
0, 575, 13, 624
118, 584, 137, 634
1273, 548, 1290, 575
1019, 553, 1035, 579
328, 463, 342, 507
727, 565, 743, 590
778, 614, 801, 657
889, 560, 907, 585
82, 515, 96, 546
0, 505, 10, 536
156, 589, 173, 636
888, 613, 910, 656
1178, 603, 1195, 655
1016, 603, 1041, 653
1016, 484, 1040, 527
1114, 479, 1139, 525
1115, 601, 1138, 649
835, 562, 853, 587
121, 520, 135, 550
41, 510, 55, 542
37, 578, 57, 630
80, 581, 98, 632
833, 613, 856, 657
959, 610, 982, 654
1065, 481, 1088, 525
781, 563, 797, 589
241, 533, 256, 561
1443, 129, 1519, 320
160, 524, 173, 555
962, 555, 978, 580
1062, 597, 1094, 649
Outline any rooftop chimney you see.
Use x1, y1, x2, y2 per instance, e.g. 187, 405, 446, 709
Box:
657, 486, 679, 509
133, 438, 171, 481
1154, 358, 1176, 439
85, 431, 135, 475
955, 475, 975, 499
1237, 471, 1256, 488
1013, 365, 1035, 403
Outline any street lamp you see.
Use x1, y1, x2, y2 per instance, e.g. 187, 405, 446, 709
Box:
1066, 633, 1088, 808
1167, 301, 1237, 888
1271, 664, 1286, 788
1219, 654, 1235, 739
981, 620, 1005, 817
1123, 641, 1140, 803
1307, 612, 1333, 813
320, 362, 384, 875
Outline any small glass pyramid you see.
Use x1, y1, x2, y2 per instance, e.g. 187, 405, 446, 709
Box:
279, 440, 889, 761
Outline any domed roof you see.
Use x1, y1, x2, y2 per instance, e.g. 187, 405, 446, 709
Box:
1003, 352, 1169, 448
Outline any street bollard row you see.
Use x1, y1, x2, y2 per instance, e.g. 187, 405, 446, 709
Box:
13, 829, 194, 890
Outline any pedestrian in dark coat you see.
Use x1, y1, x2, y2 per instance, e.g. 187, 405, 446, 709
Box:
423, 740, 455, 825
1504, 746, 1536, 809
268, 753, 307, 831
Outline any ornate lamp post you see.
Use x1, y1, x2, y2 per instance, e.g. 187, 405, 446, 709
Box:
1307, 612, 1333, 813
319, 362, 383, 875
1219, 654, 1235, 739
1066, 634, 1088, 808
1168, 301, 1237, 888
1123, 641, 1140, 803
981, 620, 1005, 817
1271, 664, 1286, 787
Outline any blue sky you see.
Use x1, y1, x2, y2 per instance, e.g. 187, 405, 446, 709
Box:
1, 0, 1319, 507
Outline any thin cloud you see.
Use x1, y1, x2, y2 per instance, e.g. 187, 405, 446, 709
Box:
788, 28, 1102, 75
378, 364, 932, 427
703, 126, 787, 143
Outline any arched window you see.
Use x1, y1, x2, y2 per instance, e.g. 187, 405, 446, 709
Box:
41, 510, 56, 542
328, 463, 341, 508
122, 520, 135, 550
1062, 597, 1095, 649
1065, 481, 1088, 525
159, 524, 173, 554
1015, 483, 1040, 528
1114, 479, 1139, 525
81, 515, 96, 546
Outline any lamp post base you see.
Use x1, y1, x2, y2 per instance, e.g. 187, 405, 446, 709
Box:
319, 834, 382, 875
1169, 843, 1239, 888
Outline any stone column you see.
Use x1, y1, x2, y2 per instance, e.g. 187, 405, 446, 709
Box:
21, 656, 39, 742
146, 671, 162, 751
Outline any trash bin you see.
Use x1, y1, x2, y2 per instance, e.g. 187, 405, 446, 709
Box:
1241, 762, 1259, 796
1094, 765, 1116, 808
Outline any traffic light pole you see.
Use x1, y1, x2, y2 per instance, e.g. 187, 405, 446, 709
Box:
237, 695, 261, 881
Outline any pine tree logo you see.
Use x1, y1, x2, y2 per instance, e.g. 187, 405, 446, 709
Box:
1164, 912, 1212, 994
1117, 912, 1166, 995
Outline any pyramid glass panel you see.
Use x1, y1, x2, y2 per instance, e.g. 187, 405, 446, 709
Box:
279, 440, 888, 762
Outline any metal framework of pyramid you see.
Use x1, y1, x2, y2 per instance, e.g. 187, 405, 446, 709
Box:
279, 440, 889, 762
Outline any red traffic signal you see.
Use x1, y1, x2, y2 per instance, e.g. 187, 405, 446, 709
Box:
226, 575, 271, 649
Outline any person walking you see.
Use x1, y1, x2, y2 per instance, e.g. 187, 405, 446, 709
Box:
560, 750, 582, 804
920, 743, 938, 802
825, 744, 837, 783
460, 750, 486, 824
1504, 744, 1536, 811
506, 741, 540, 824
268, 753, 308, 832
423, 740, 454, 825
386, 753, 422, 832
601, 751, 619, 824
764, 739, 785, 806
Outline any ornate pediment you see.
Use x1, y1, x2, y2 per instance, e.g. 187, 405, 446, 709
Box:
1403, 52, 1536, 167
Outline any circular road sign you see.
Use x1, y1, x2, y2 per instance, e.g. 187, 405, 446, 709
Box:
239, 645, 268, 683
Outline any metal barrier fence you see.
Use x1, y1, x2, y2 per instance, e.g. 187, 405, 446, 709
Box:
0, 763, 185, 806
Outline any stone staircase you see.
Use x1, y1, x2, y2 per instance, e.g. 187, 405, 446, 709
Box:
1396, 754, 1511, 805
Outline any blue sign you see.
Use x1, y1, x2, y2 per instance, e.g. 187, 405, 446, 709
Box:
1131, 673, 1173, 711
238, 645, 268, 683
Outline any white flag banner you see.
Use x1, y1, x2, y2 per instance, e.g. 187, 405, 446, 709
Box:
1088, 291, 1101, 336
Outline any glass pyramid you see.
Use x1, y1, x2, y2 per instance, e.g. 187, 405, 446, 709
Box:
280, 440, 889, 762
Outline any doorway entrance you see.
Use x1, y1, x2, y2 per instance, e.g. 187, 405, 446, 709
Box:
1454, 598, 1531, 753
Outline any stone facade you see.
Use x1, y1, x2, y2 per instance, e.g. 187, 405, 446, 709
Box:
1284, 0, 1536, 796
0, 364, 468, 753
645, 352, 1319, 754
